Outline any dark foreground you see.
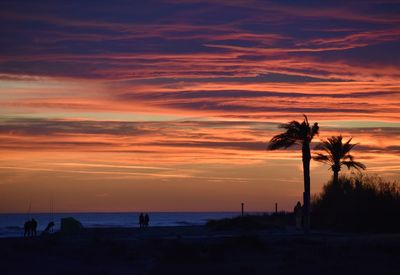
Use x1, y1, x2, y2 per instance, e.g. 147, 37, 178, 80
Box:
1, 226, 399, 275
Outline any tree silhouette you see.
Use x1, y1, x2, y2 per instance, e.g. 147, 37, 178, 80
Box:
267, 115, 319, 233
314, 135, 366, 186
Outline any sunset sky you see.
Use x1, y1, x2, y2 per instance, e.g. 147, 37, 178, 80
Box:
0, 0, 399, 213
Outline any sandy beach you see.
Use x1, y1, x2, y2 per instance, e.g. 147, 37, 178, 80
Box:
1, 226, 399, 275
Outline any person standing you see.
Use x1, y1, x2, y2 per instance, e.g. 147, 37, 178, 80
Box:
144, 213, 149, 227
139, 213, 144, 228
31, 218, 38, 236
24, 220, 31, 237
294, 201, 303, 230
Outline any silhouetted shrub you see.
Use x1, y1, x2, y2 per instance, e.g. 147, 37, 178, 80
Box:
206, 212, 293, 230
312, 173, 400, 232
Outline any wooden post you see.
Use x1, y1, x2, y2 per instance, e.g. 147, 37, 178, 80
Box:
241, 202, 244, 216
275, 203, 278, 214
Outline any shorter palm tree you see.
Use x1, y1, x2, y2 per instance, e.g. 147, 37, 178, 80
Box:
314, 135, 366, 185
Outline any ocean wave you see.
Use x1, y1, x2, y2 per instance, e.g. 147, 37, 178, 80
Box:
5, 226, 22, 230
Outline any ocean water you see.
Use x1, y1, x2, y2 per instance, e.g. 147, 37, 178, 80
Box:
0, 212, 239, 238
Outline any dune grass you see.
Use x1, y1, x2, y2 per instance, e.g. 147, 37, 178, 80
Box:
312, 173, 400, 233
206, 212, 294, 230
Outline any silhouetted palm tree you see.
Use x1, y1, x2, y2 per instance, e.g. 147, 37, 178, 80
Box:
314, 135, 366, 186
267, 115, 319, 233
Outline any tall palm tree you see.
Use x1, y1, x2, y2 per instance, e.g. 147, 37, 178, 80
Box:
314, 135, 366, 186
267, 115, 319, 233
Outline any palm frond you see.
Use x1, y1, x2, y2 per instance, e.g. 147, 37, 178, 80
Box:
279, 120, 301, 131
267, 133, 296, 150
342, 161, 366, 170
303, 114, 309, 126
267, 115, 319, 150
313, 153, 331, 164
342, 138, 358, 156
311, 122, 319, 138
343, 154, 354, 161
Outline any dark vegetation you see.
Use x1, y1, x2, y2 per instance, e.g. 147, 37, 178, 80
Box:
206, 212, 294, 230
266, 116, 399, 233
312, 173, 400, 233
207, 173, 400, 234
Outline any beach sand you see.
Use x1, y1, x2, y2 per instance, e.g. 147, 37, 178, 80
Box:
1, 226, 399, 274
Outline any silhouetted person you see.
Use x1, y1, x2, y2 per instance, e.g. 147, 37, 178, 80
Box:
139, 213, 144, 228
294, 201, 303, 230
31, 218, 37, 236
23, 219, 38, 237
144, 213, 149, 227
24, 220, 31, 237
42, 221, 55, 235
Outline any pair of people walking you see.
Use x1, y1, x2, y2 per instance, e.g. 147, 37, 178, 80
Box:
139, 213, 149, 228
24, 218, 37, 237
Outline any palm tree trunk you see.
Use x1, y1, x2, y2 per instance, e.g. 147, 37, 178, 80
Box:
302, 142, 311, 234
333, 169, 339, 186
